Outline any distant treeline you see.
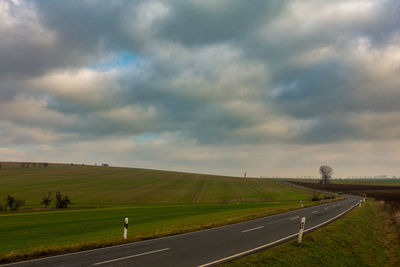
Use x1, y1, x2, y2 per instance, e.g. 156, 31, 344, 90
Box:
0, 162, 110, 169
0, 162, 51, 169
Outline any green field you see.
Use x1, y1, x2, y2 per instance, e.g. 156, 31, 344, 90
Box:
224, 200, 400, 266
0, 202, 310, 258
0, 164, 315, 262
0, 165, 309, 207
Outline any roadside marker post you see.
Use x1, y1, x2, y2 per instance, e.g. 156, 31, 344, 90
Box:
300, 201, 303, 208
298, 217, 306, 243
359, 200, 362, 208
123, 217, 128, 240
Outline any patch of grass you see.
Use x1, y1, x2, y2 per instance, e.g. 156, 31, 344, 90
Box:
223, 200, 400, 266
0, 202, 319, 263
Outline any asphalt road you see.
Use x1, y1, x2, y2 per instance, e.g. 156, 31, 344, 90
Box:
3, 195, 362, 267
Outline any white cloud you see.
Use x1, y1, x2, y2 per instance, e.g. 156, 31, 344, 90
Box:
0, 94, 77, 127
29, 69, 121, 110
0, 0, 56, 48
265, 0, 376, 37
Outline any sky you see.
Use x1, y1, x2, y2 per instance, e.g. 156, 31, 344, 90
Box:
1, 0, 400, 177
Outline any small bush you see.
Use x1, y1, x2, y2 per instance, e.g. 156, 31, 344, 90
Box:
311, 192, 321, 201
4, 195, 15, 211
41, 192, 53, 207
55, 191, 72, 208
4, 195, 25, 211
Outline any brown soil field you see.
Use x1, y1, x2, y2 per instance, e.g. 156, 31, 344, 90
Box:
292, 181, 400, 202
293, 181, 400, 237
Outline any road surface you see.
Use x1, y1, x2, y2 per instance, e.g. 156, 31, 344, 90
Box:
3, 195, 362, 267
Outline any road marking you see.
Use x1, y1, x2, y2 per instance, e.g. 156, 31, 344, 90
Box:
93, 248, 170, 265
198, 233, 299, 267
324, 207, 329, 210
198, 201, 360, 267
312, 211, 319, 213
289, 216, 299, 220
242, 226, 264, 233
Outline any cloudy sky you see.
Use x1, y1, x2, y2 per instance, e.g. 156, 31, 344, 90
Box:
1, 0, 400, 177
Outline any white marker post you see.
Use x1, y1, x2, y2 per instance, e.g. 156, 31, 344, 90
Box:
123, 217, 128, 240
298, 217, 306, 243
300, 201, 304, 208
359, 200, 362, 207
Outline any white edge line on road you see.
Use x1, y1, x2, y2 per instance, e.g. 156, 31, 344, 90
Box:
92, 248, 170, 266
289, 216, 299, 220
324, 207, 329, 209
312, 211, 319, 213
198, 201, 360, 267
242, 226, 264, 233
197, 233, 299, 267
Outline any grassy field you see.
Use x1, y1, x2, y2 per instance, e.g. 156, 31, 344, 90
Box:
0, 163, 317, 262
0, 164, 310, 207
0, 202, 317, 261
224, 200, 400, 266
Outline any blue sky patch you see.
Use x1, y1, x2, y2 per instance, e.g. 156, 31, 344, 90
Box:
90, 52, 137, 71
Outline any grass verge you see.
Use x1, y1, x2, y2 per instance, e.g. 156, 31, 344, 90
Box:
223, 200, 400, 266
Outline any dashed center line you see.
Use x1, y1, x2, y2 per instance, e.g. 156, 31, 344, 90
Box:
242, 226, 264, 233
289, 216, 299, 220
312, 211, 319, 213
324, 207, 329, 210
93, 248, 170, 265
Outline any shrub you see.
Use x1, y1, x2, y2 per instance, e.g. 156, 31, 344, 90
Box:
311, 192, 321, 201
4, 195, 15, 211
4, 195, 25, 211
55, 191, 72, 208
41, 192, 53, 207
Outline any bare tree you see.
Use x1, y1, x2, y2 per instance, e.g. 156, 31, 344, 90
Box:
4, 195, 15, 210
319, 165, 334, 184
41, 192, 53, 207
4, 195, 25, 211
55, 191, 72, 208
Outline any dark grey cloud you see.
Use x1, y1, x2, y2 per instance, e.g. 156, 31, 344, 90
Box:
158, 0, 285, 46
